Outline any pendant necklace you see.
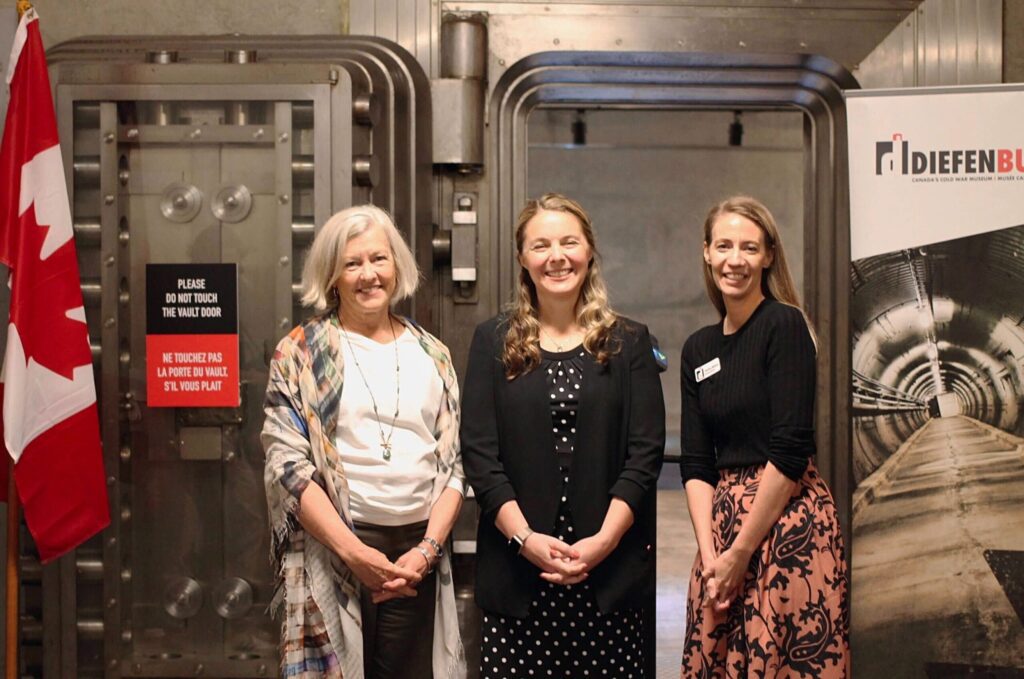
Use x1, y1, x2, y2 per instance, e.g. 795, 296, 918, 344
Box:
541, 326, 581, 351
340, 316, 400, 461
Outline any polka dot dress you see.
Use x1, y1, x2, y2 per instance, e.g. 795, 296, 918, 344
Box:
480, 348, 644, 679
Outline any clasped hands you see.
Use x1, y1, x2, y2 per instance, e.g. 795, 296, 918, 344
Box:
344, 543, 436, 604
700, 545, 753, 613
519, 531, 615, 586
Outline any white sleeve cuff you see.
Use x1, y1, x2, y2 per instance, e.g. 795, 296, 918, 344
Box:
445, 475, 466, 496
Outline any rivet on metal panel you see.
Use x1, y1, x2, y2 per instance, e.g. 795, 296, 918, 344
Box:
103, 132, 114, 144
121, 629, 132, 643
499, 59, 505, 66
258, 664, 267, 676
253, 128, 265, 140
119, 350, 130, 366
121, 568, 132, 582
800, 41, 808, 49
109, 659, 118, 669
553, 38, 560, 45
615, 39, 622, 46
120, 507, 131, 522
104, 194, 115, 205
278, 132, 289, 143
104, 317, 115, 328
104, 254, 115, 266
126, 128, 139, 139
106, 597, 117, 608
119, 290, 130, 305
195, 664, 205, 676
738, 41, 747, 48
280, 317, 290, 328
224, 450, 236, 462
278, 194, 290, 204
133, 663, 142, 673
279, 256, 290, 266
190, 128, 202, 140
119, 155, 129, 186
119, 446, 131, 461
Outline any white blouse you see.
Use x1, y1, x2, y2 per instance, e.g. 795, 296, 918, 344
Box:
337, 327, 464, 525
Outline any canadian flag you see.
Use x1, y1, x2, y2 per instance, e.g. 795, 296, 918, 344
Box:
0, 8, 109, 562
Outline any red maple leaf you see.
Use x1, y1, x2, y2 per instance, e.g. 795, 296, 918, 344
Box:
7, 202, 91, 380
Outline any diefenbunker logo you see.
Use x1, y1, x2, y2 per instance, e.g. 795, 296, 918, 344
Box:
875, 133, 1024, 176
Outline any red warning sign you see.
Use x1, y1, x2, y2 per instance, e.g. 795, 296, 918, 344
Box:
146, 264, 239, 407
146, 334, 239, 407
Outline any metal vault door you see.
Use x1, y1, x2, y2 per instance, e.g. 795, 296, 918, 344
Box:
63, 66, 347, 679
29, 39, 433, 679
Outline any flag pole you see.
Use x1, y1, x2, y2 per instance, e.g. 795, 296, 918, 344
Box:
4, 468, 17, 679
5, 3, 31, 675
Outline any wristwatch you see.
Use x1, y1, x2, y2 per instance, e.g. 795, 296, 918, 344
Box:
508, 526, 534, 555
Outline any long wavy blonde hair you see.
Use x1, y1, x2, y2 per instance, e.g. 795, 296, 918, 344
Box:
502, 193, 619, 379
702, 196, 816, 340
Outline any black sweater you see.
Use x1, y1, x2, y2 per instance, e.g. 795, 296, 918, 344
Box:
461, 315, 665, 617
680, 299, 816, 486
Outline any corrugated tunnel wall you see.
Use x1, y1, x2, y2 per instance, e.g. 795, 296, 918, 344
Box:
851, 226, 1024, 484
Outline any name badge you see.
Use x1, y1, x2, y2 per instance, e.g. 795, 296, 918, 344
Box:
695, 357, 721, 383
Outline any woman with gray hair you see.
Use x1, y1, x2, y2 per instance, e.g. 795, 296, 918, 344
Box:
262, 205, 466, 679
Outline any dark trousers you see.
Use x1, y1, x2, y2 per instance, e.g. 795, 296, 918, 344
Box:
354, 520, 436, 679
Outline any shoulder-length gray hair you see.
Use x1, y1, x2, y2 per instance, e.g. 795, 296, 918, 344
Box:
300, 204, 420, 311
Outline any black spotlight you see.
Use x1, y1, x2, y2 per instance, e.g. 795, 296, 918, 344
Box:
729, 110, 744, 147
572, 109, 587, 146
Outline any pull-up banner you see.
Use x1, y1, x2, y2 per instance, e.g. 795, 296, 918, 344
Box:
847, 85, 1024, 677
145, 263, 239, 407
849, 86, 1024, 259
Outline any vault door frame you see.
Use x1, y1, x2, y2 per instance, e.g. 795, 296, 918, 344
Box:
491, 50, 857, 534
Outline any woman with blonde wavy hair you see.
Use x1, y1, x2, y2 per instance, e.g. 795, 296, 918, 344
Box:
461, 193, 665, 678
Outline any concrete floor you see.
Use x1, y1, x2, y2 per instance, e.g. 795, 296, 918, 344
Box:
656, 487, 697, 678
853, 415, 1024, 676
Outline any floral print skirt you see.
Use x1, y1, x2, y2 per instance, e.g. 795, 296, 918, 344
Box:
681, 461, 850, 678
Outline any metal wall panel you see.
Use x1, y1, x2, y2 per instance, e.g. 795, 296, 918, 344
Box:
350, 0, 442, 77
351, 0, 920, 90
856, 0, 1002, 88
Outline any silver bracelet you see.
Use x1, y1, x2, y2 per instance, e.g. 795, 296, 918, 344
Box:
421, 536, 444, 559
415, 546, 435, 573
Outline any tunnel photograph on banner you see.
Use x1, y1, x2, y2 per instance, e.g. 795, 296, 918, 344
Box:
847, 86, 1024, 677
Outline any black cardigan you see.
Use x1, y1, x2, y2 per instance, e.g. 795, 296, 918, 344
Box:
461, 315, 665, 617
